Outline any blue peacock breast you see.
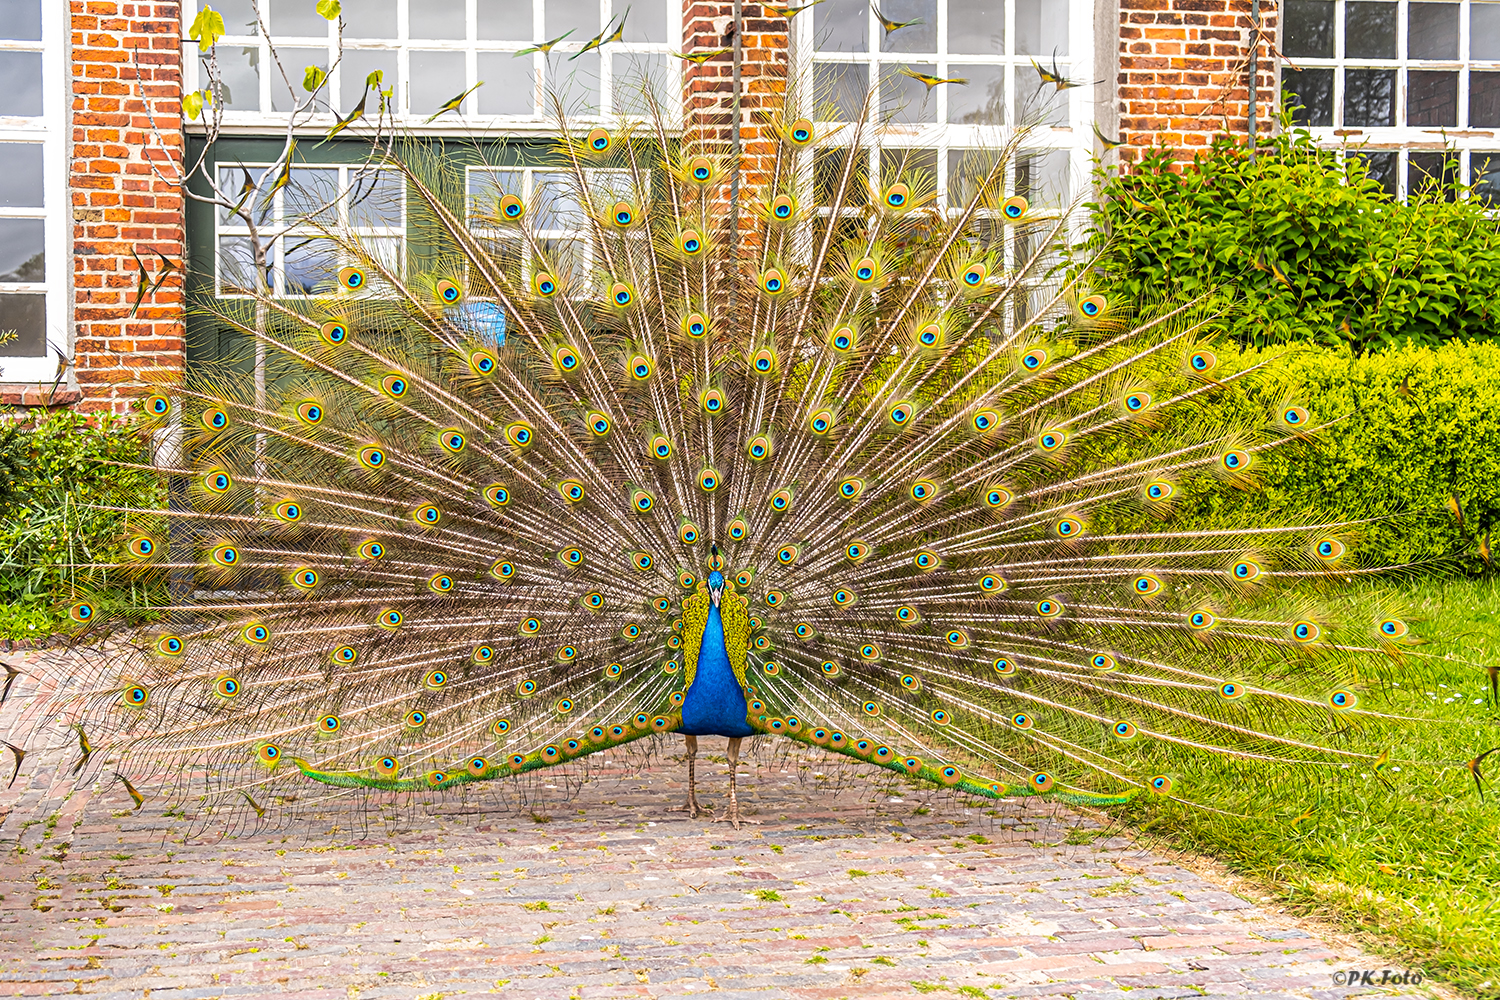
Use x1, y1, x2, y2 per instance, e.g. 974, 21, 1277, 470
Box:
678, 602, 756, 737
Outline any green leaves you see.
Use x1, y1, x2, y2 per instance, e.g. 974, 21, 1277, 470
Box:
182, 91, 204, 121
316, 0, 342, 18
188, 7, 226, 49
303, 65, 327, 92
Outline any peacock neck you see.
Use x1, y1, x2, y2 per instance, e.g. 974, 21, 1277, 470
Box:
678, 602, 756, 738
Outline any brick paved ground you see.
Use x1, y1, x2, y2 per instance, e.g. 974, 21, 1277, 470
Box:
0, 653, 1419, 1000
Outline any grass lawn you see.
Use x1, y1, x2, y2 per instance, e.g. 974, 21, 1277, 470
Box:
1111, 576, 1500, 999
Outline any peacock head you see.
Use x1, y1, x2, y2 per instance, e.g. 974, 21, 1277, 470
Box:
708, 545, 725, 606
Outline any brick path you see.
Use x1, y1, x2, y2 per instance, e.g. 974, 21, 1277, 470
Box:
0, 655, 1417, 1000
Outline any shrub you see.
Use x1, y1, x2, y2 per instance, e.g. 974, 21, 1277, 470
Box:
1076, 124, 1500, 351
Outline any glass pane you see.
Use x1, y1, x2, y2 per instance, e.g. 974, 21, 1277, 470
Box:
478, 0, 533, 40
878, 0, 936, 53
880, 64, 938, 123
1017, 64, 1069, 124
1345, 2, 1396, 58
1283, 68, 1333, 125
1474, 1, 1500, 59
217, 165, 275, 226
1407, 70, 1458, 126
468, 168, 524, 224
204, 0, 260, 35
948, 147, 1004, 205
271, 47, 330, 112
0, 219, 44, 283
1471, 70, 1500, 126
949, 0, 1003, 53
285, 168, 339, 224
814, 148, 869, 206
1343, 68, 1395, 126
0, 293, 45, 357
363, 236, 404, 288
612, 54, 676, 116
0, 0, 42, 41
349, 170, 403, 228
879, 148, 936, 191
1407, 3, 1458, 58
283, 236, 342, 295
1408, 152, 1457, 199
1017, 0, 1068, 56
1474, 151, 1500, 206
815, 0, 869, 52
948, 65, 1004, 124
409, 50, 467, 116
546, 52, 600, 114
813, 62, 869, 120
341, 0, 397, 37
1284, 0, 1335, 57
615, 0, 665, 42
411, 4, 466, 39
0, 144, 43, 207
208, 46, 262, 110
476, 52, 537, 114
267, 0, 329, 36
547, 0, 601, 38
218, 236, 272, 296
1351, 149, 1398, 197
1016, 149, 1070, 206
539, 237, 589, 287
0, 52, 43, 116
342, 49, 398, 111
532, 171, 586, 231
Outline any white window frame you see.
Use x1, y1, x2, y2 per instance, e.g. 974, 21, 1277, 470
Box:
1283, 0, 1500, 197
182, 0, 681, 133
0, 0, 66, 384
215, 163, 406, 298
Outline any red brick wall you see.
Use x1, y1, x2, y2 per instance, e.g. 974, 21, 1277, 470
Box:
1116, 0, 1277, 165
68, 0, 185, 414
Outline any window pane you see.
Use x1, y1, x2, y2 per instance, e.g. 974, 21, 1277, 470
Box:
949, 0, 1003, 53
478, 0, 532, 40
476, 52, 537, 114
1408, 152, 1457, 198
612, 54, 676, 116
1471, 70, 1500, 126
0, 0, 42, 41
1345, 2, 1397, 58
814, 148, 868, 206
1283, 68, 1333, 125
208, 45, 262, 110
1474, 152, 1500, 206
267, 0, 328, 36
1017, 64, 1068, 124
219, 236, 272, 296
342, 49, 398, 110
283, 236, 342, 295
285, 167, 339, 224
1284, 0, 1335, 58
411, 4, 466, 39
1016, 149, 1070, 206
547, 0, 601, 38
204, 0, 260, 35
1474, 1, 1500, 59
1351, 150, 1397, 197
0, 52, 42, 116
0, 293, 45, 358
815, 0, 869, 52
271, 47, 330, 112
1343, 68, 1395, 126
880, 147, 936, 189
1407, 70, 1458, 126
0, 143, 43, 207
615, 0, 666, 42
878, 0, 936, 53
948, 65, 1004, 124
813, 62, 870, 120
347, 169, 403, 227
948, 147, 1004, 205
1407, 3, 1458, 58
1017, 0, 1068, 57
410, 50, 467, 116
880, 64, 937, 123
217, 165, 274, 226
532, 171, 587, 231
0, 219, 44, 282
546, 52, 600, 114
341, 0, 397, 37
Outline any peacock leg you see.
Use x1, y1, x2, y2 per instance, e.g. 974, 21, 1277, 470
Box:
667, 733, 704, 817
713, 736, 761, 829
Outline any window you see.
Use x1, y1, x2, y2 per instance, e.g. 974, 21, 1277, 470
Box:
215, 164, 405, 297
185, 0, 679, 124
1282, 0, 1500, 197
0, 0, 62, 384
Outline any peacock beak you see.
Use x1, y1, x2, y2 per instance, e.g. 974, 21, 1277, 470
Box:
710, 584, 723, 608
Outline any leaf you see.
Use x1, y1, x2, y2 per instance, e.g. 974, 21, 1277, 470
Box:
316, 0, 342, 18
182, 91, 204, 121
365, 69, 384, 89
188, 8, 227, 49
303, 65, 327, 93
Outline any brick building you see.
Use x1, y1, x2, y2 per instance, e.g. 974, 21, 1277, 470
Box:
1, 0, 1494, 410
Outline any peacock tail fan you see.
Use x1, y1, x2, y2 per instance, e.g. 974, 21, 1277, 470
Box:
29, 74, 1443, 828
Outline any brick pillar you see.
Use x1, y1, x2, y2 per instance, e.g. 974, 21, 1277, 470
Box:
682, 2, 791, 200
69, 1, 185, 414
1116, 0, 1277, 166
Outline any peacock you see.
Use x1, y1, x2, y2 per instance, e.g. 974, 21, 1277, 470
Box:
16, 79, 1432, 831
